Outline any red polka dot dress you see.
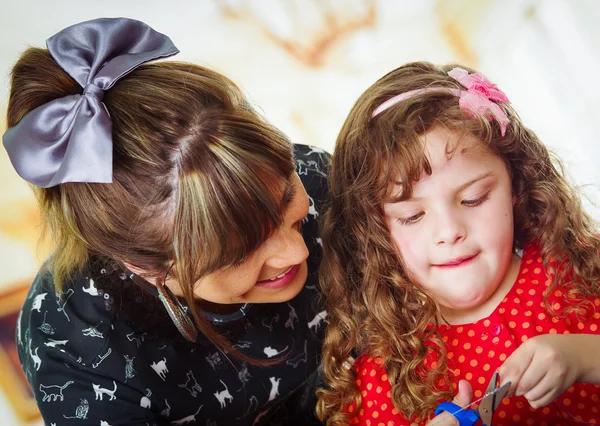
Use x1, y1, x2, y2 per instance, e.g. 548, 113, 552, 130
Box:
348, 243, 600, 425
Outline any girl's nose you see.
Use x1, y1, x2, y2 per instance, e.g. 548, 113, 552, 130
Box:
434, 209, 466, 245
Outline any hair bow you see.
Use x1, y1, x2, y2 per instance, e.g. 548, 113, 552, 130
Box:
2, 17, 179, 188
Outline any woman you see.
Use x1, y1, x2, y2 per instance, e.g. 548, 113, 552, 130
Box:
5, 18, 329, 425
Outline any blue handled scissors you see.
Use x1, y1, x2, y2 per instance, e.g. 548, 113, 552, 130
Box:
434, 371, 510, 426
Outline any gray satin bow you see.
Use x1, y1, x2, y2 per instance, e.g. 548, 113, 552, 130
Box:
2, 18, 179, 188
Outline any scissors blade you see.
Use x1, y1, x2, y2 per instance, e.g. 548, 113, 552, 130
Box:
492, 381, 511, 411
485, 371, 500, 395
478, 372, 511, 425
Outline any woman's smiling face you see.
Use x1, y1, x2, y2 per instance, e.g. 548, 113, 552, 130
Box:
178, 172, 311, 306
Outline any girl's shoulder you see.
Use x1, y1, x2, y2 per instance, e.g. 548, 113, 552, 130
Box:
353, 353, 388, 383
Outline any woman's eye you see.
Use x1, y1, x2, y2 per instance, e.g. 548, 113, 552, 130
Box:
231, 259, 245, 268
462, 192, 490, 207
398, 212, 424, 225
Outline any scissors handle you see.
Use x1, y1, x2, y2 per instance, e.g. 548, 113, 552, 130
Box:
435, 402, 481, 426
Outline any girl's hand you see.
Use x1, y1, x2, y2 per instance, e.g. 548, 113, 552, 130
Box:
422, 380, 472, 426
498, 334, 582, 409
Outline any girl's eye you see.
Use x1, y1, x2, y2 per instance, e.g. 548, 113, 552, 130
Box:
398, 212, 424, 225
463, 192, 490, 207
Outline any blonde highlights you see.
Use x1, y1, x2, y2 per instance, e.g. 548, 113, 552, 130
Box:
317, 61, 600, 423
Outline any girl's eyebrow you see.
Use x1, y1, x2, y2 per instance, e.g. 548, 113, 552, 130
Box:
392, 171, 495, 204
454, 171, 495, 193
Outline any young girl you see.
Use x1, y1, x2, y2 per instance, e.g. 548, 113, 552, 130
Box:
316, 61, 600, 426
5, 18, 329, 425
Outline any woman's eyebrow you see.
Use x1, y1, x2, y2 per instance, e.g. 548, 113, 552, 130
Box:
280, 180, 297, 209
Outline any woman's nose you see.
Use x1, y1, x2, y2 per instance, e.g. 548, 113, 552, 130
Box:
264, 226, 309, 267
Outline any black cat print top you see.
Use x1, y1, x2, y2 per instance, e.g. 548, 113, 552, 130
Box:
17, 145, 330, 426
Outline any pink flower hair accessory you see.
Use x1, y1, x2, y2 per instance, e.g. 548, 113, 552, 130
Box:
447, 67, 510, 135
447, 67, 509, 103
370, 67, 511, 136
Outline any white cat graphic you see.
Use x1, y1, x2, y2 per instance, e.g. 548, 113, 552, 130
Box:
178, 370, 202, 397
44, 338, 69, 348
170, 405, 203, 425
160, 399, 171, 417
263, 345, 289, 358
32, 293, 47, 312
93, 380, 117, 401
213, 380, 233, 408
307, 195, 319, 218
63, 398, 89, 419
243, 395, 259, 417
82, 325, 104, 338
140, 388, 152, 409
82, 278, 99, 296
297, 159, 326, 177
29, 340, 42, 371
285, 303, 299, 329
306, 146, 326, 156
39, 380, 74, 402
151, 358, 169, 381
286, 340, 308, 368
268, 377, 280, 402
308, 310, 328, 331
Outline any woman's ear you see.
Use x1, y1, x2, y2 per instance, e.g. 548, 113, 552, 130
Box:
123, 262, 158, 286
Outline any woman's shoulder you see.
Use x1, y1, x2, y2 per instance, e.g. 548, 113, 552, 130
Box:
18, 266, 122, 367
293, 144, 330, 198
18, 268, 167, 424
293, 144, 331, 166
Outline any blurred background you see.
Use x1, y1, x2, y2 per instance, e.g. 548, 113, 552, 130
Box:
0, 0, 599, 424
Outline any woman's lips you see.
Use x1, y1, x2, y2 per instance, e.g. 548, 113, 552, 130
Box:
255, 264, 300, 289
434, 253, 479, 268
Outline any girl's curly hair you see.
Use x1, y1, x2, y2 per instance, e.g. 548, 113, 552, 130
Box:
316, 61, 600, 424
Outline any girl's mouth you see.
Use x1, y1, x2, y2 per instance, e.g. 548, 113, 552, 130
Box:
434, 253, 478, 268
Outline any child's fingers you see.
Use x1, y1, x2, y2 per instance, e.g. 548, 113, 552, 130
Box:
498, 342, 535, 397
425, 380, 472, 426
425, 411, 459, 426
454, 380, 473, 407
511, 353, 547, 397
526, 386, 557, 410
521, 370, 551, 403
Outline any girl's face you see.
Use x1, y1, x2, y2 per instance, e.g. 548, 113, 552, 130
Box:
384, 127, 519, 323
169, 173, 311, 307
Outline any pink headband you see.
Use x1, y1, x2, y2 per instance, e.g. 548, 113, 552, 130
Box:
370, 67, 510, 136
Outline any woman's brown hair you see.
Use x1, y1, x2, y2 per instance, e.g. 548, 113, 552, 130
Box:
316, 61, 600, 423
7, 47, 295, 364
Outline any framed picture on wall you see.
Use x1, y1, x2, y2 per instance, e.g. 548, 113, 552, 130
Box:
0, 282, 40, 423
